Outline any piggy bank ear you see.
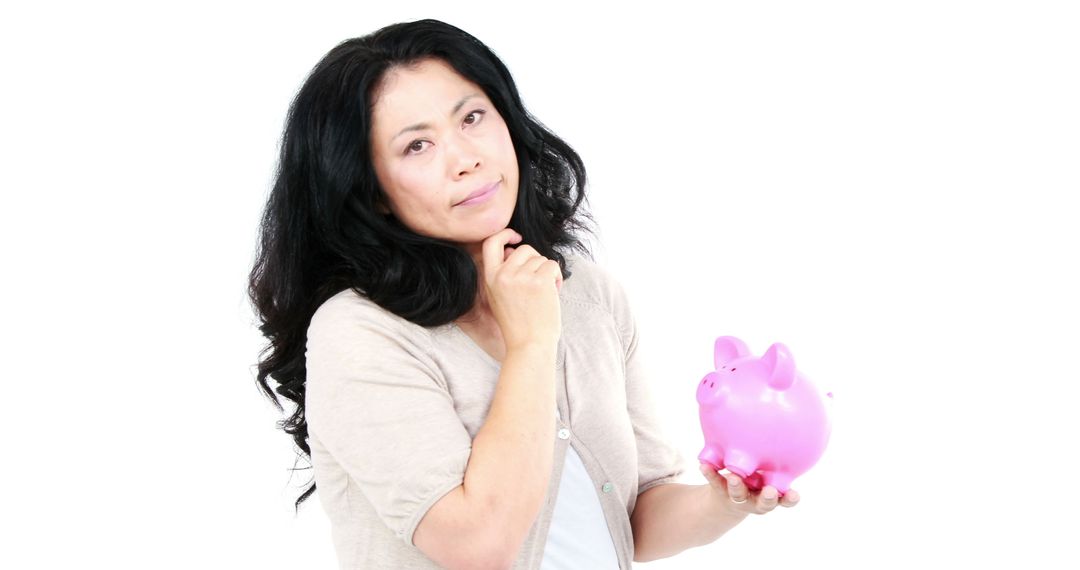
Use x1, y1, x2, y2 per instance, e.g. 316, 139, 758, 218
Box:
714, 336, 751, 369
762, 342, 796, 390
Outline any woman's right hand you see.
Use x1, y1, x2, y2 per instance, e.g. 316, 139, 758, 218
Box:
481, 228, 563, 351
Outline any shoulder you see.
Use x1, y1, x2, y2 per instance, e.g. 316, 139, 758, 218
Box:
561, 253, 628, 310
309, 288, 388, 334
557, 251, 639, 354
307, 287, 432, 349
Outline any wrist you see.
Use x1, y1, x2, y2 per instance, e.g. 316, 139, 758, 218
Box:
506, 338, 558, 357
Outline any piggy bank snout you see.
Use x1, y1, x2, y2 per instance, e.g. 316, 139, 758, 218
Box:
696, 372, 724, 404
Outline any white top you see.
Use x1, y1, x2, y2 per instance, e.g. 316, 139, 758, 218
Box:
541, 411, 619, 569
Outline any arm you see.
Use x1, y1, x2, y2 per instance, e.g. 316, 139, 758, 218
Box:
305, 295, 555, 570
414, 342, 557, 570
630, 482, 747, 562
631, 467, 801, 562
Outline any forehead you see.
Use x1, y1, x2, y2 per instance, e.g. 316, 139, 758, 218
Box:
371, 59, 486, 131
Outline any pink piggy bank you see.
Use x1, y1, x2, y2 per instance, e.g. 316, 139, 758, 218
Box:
696, 336, 832, 495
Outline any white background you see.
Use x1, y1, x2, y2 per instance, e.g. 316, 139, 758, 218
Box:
4, 1, 1078, 568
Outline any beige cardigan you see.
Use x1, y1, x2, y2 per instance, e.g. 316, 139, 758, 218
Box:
305, 254, 686, 569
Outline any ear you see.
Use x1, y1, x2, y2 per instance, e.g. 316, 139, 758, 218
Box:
714, 336, 750, 370
761, 342, 796, 390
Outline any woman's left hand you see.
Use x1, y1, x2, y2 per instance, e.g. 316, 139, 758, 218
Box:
699, 462, 800, 515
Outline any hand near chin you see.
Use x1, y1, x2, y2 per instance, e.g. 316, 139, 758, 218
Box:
481, 228, 563, 349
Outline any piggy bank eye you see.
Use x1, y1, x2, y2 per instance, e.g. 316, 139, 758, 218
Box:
731, 368, 737, 372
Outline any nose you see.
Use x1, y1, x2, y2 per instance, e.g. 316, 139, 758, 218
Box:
448, 133, 482, 179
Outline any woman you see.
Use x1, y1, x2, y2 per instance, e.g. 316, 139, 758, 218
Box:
249, 18, 798, 569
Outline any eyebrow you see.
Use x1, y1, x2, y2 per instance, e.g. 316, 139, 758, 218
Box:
390, 93, 483, 145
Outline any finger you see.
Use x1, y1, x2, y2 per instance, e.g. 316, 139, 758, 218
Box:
543, 259, 564, 291
726, 474, 748, 504
504, 243, 540, 269
699, 463, 724, 489
530, 258, 562, 291
521, 255, 550, 276
758, 486, 779, 512
482, 229, 522, 280
779, 488, 800, 508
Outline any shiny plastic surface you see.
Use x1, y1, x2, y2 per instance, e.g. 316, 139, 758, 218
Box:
696, 336, 832, 495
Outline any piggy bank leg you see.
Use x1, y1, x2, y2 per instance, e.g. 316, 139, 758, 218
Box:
697, 446, 725, 471
743, 472, 765, 492
722, 449, 758, 481
760, 472, 794, 496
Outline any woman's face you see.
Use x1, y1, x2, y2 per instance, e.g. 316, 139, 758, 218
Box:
369, 58, 519, 247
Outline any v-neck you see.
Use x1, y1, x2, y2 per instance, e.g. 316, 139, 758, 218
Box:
449, 322, 502, 369
448, 322, 565, 370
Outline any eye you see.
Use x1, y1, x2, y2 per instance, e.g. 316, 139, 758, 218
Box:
463, 109, 486, 126
404, 140, 429, 156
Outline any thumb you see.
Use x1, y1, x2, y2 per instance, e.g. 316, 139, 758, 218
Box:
699, 463, 726, 491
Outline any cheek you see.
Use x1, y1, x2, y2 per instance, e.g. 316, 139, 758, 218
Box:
392, 168, 446, 217
483, 124, 518, 180
395, 167, 430, 197
496, 124, 516, 160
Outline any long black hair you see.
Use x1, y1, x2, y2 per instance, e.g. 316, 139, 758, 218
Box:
248, 19, 596, 510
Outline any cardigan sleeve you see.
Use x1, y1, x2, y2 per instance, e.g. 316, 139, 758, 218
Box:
304, 291, 473, 546
606, 272, 687, 495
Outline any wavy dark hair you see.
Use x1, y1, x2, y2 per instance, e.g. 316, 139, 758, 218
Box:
248, 19, 596, 511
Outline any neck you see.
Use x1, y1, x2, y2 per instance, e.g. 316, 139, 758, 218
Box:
461, 242, 493, 324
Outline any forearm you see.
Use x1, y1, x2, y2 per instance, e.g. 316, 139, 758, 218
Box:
630, 483, 749, 562
463, 343, 558, 549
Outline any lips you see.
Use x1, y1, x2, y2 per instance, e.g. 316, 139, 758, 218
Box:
454, 180, 499, 206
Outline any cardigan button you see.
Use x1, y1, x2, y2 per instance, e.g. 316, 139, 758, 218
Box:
602, 482, 613, 493
557, 428, 571, 440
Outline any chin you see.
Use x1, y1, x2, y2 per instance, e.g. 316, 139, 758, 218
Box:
466, 220, 512, 243
466, 208, 515, 238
